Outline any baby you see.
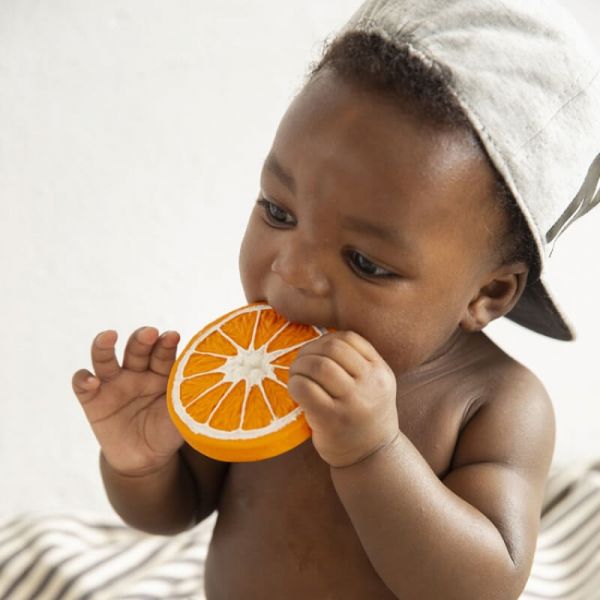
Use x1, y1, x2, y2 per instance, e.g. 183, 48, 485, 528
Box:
72, 1, 600, 598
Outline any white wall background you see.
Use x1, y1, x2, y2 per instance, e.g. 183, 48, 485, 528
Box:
1, 0, 598, 517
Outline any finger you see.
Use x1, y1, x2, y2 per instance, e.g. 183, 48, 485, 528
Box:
290, 354, 354, 400
149, 330, 180, 376
288, 371, 334, 418
122, 326, 160, 372
331, 330, 379, 363
297, 334, 369, 379
72, 368, 101, 403
91, 330, 121, 380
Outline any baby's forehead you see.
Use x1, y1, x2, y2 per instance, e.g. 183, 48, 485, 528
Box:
296, 73, 486, 171
270, 80, 497, 218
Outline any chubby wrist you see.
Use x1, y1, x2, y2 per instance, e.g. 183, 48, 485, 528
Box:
329, 430, 403, 470
99, 450, 199, 534
99, 450, 179, 480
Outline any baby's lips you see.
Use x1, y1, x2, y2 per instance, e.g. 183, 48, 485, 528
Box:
266, 300, 337, 333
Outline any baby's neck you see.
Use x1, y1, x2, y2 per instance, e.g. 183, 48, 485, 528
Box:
396, 329, 494, 393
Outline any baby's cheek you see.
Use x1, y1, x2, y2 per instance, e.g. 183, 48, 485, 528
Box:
365, 314, 440, 375
239, 221, 271, 296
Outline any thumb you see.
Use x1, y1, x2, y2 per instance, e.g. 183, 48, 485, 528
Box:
72, 368, 100, 403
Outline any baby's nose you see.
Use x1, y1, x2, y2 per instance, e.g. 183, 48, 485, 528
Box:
271, 243, 331, 297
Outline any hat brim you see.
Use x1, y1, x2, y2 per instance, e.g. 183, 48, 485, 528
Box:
505, 274, 575, 341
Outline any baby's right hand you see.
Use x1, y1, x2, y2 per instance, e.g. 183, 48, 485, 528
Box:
72, 327, 184, 477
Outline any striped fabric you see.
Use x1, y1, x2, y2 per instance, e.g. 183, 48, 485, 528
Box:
0, 461, 598, 600
522, 460, 600, 600
0, 512, 215, 599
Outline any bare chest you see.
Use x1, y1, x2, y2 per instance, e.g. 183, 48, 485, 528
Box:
204, 390, 469, 599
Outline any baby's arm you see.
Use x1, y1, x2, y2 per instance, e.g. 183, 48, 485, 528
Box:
100, 443, 228, 535
289, 330, 554, 598
73, 328, 229, 535
329, 367, 554, 600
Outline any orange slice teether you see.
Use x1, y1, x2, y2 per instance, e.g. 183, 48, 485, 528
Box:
167, 302, 331, 462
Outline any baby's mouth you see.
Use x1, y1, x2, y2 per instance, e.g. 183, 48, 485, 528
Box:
267, 300, 333, 332
269, 301, 307, 326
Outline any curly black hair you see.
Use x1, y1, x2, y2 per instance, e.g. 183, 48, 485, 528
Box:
304, 30, 540, 283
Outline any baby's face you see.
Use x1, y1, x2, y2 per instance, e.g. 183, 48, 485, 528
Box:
239, 69, 504, 376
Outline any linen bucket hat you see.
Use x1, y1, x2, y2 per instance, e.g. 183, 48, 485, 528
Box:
339, 0, 600, 340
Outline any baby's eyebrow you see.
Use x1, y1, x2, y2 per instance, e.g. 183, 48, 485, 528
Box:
340, 214, 409, 248
263, 150, 410, 250
264, 151, 296, 195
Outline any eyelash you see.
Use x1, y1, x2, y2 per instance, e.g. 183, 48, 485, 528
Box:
256, 198, 398, 280
257, 198, 295, 226
349, 251, 397, 279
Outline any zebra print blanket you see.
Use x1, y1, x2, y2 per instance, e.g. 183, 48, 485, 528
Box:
1, 460, 598, 600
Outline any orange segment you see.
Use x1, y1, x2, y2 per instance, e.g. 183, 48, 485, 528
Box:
267, 323, 319, 352
220, 311, 257, 350
271, 350, 297, 367
184, 354, 228, 373
194, 331, 237, 356
274, 367, 289, 385
167, 302, 334, 462
186, 382, 230, 421
262, 378, 297, 418
209, 380, 246, 431
254, 309, 288, 348
242, 385, 273, 430
180, 373, 225, 405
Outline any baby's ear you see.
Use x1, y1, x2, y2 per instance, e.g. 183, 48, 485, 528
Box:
460, 263, 529, 332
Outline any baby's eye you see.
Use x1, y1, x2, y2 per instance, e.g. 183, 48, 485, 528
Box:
348, 251, 396, 279
257, 198, 295, 226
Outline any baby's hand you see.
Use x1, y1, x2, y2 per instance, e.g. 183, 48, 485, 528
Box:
71, 327, 184, 477
288, 331, 399, 468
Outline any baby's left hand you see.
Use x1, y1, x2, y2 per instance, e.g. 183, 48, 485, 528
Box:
288, 330, 399, 468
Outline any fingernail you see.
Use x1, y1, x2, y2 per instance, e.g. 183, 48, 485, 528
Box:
97, 330, 115, 342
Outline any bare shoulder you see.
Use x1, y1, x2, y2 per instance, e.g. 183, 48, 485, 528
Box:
451, 341, 555, 476
442, 337, 555, 578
